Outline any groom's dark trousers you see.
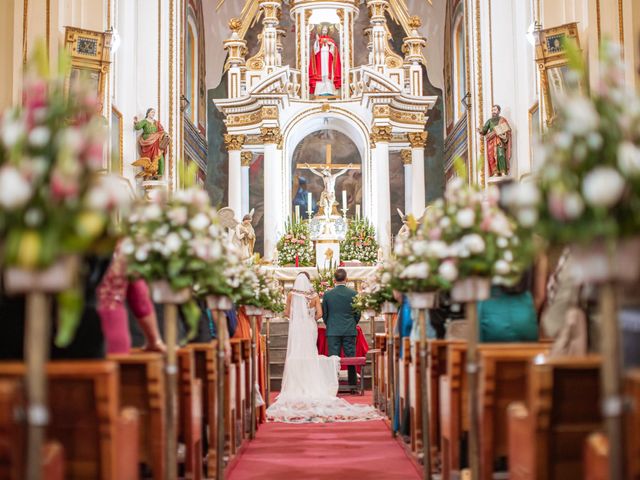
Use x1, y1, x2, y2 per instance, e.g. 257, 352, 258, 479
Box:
322, 284, 361, 386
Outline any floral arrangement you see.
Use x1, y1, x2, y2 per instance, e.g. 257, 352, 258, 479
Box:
232, 264, 285, 313
0, 46, 130, 269
276, 218, 315, 266
391, 176, 531, 292
312, 264, 336, 296
352, 263, 395, 313
341, 218, 379, 264
123, 188, 240, 334
505, 42, 640, 244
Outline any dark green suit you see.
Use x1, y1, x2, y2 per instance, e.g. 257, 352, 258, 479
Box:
322, 284, 361, 385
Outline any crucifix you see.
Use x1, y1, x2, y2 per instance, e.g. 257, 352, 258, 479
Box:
296, 144, 361, 217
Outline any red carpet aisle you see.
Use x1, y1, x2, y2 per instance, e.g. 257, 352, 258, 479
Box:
227, 394, 420, 480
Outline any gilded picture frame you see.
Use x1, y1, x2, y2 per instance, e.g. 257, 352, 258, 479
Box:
534, 22, 580, 126
64, 27, 112, 103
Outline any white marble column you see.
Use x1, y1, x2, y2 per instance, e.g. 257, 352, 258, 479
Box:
371, 126, 392, 252
261, 127, 283, 260
401, 149, 412, 214
224, 134, 245, 216
408, 132, 427, 216
241, 151, 252, 216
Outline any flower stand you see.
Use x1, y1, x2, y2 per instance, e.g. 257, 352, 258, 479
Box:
244, 305, 263, 440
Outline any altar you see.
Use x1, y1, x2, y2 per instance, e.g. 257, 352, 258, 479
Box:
263, 265, 376, 287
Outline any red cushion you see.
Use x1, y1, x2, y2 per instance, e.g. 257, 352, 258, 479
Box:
340, 357, 367, 366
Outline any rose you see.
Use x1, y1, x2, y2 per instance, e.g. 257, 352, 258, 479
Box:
618, 142, 640, 176
494, 259, 510, 275
28, 126, 50, 148
455, 208, 475, 228
582, 167, 625, 208
165, 232, 182, 254
168, 206, 188, 226
462, 234, 485, 254
564, 97, 599, 136
189, 212, 211, 231
438, 260, 458, 282
399, 262, 429, 279
0, 165, 33, 209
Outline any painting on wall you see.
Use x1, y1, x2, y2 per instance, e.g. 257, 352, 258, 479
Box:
290, 129, 361, 219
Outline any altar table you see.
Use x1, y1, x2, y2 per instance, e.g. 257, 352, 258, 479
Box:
263, 265, 376, 284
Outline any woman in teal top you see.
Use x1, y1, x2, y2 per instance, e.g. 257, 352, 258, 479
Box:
477, 285, 538, 342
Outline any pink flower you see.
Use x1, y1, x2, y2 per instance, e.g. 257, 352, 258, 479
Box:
50, 170, 79, 201
23, 79, 48, 111
83, 142, 104, 169
428, 227, 442, 240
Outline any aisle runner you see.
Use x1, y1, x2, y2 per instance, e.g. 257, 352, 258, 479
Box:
227, 394, 420, 480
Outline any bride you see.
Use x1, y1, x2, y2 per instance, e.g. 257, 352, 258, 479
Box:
266, 272, 380, 423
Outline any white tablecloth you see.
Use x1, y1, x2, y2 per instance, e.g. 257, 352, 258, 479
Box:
262, 265, 377, 283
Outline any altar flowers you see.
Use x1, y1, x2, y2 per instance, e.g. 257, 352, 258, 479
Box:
276, 218, 315, 266
341, 218, 379, 265
352, 262, 396, 314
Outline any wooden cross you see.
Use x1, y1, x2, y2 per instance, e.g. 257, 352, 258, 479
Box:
296, 144, 361, 171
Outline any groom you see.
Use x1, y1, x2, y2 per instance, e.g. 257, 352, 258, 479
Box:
322, 268, 360, 387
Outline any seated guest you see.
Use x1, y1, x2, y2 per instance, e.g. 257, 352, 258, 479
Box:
477, 277, 538, 343
97, 247, 165, 354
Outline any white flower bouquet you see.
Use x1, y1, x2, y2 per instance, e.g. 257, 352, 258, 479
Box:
124, 188, 239, 334
341, 218, 379, 264
352, 262, 396, 313
505, 43, 640, 245
0, 46, 130, 269
391, 177, 532, 293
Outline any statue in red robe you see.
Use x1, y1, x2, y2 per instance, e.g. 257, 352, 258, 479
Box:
309, 25, 341, 96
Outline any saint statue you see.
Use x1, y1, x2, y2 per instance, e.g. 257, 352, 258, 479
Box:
134, 108, 170, 178
396, 209, 411, 242
309, 24, 341, 96
478, 104, 512, 177
304, 163, 352, 216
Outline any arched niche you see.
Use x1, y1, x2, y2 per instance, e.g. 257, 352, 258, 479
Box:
282, 110, 373, 222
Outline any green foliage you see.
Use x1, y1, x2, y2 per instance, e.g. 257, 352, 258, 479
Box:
340, 218, 378, 264
276, 218, 315, 266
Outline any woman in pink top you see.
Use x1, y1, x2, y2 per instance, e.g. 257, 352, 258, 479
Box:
97, 247, 166, 354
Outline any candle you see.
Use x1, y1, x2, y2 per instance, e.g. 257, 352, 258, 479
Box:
295, 254, 299, 268
342, 190, 347, 211
356, 204, 361, 220
307, 192, 313, 216
295, 205, 300, 223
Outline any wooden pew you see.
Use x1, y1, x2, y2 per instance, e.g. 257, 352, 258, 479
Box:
584, 432, 608, 480
229, 339, 243, 450
399, 337, 411, 439
478, 345, 549, 480
178, 348, 203, 480
0, 379, 65, 480
188, 342, 218, 479
240, 338, 251, 437
409, 339, 461, 467
627, 369, 640, 480
108, 352, 166, 480
226, 341, 238, 458
374, 334, 386, 411
508, 355, 601, 480
0, 361, 139, 480
440, 343, 550, 479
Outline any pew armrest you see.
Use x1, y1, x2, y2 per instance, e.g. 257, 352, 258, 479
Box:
42, 441, 65, 480
583, 432, 608, 480
507, 402, 533, 480
116, 408, 140, 480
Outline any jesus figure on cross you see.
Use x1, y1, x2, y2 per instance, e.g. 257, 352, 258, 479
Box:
298, 144, 360, 217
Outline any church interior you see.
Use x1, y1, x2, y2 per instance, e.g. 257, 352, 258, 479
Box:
1, 0, 640, 478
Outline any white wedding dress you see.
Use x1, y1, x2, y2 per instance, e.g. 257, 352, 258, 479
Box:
266, 274, 381, 423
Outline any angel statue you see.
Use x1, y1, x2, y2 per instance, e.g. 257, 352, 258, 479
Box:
219, 207, 256, 261
396, 209, 411, 242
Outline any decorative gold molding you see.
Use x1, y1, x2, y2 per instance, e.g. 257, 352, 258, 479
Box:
46, 0, 50, 59
22, 0, 29, 66
370, 125, 393, 144
487, 0, 494, 107
474, 0, 485, 186
407, 131, 427, 148
224, 134, 246, 150
401, 149, 412, 165
259, 126, 282, 145
596, 0, 601, 43
618, 0, 624, 53
391, 109, 425, 125
241, 151, 253, 166
169, 0, 175, 189
373, 105, 390, 118
112, 106, 124, 175
157, 0, 162, 119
